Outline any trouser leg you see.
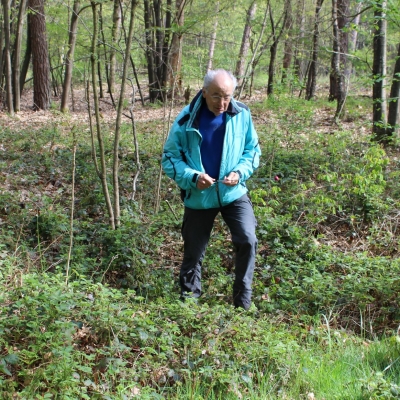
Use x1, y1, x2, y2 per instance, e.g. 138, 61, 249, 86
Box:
221, 195, 257, 310
180, 206, 218, 298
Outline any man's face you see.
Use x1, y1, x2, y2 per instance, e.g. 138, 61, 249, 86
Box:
202, 74, 234, 116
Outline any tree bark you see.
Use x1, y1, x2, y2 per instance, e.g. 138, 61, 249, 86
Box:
235, 1, 256, 86
2, 0, 14, 115
109, 0, 122, 95
28, 0, 51, 110
113, 0, 138, 228
281, 0, 293, 83
293, 0, 305, 84
143, 0, 157, 102
20, 22, 31, 93
386, 43, 400, 136
329, 0, 348, 103
267, 0, 288, 95
372, 0, 387, 140
168, 0, 185, 96
161, 0, 172, 92
305, 0, 324, 100
346, 1, 362, 79
90, 1, 115, 229
13, 0, 27, 112
60, 0, 80, 113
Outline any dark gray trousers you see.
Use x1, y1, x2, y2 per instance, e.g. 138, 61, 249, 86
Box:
180, 194, 257, 309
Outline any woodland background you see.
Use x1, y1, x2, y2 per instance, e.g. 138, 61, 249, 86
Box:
0, 0, 400, 399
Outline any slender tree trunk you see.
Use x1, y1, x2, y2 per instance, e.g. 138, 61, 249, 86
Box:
113, 0, 138, 228
0, 16, 4, 90
13, 0, 27, 112
372, 0, 387, 140
109, 0, 122, 95
168, 0, 185, 96
20, 22, 31, 93
153, 0, 164, 98
60, 0, 80, 113
267, 0, 288, 95
2, 0, 14, 115
207, 2, 219, 71
281, 0, 292, 83
345, 1, 362, 79
28, 0, 51, 110
143, 0, 157, 102
238, 0, 269, 99
97, 5, 104, 99
330, 0, 347, 120
90, 1, 115, 229
386, 43, 400, 136
329, 0, 348, 104
235, 1, 256, 86
293, 0, 305, 84
160, 0, 172, 97
305, 0, 324, 100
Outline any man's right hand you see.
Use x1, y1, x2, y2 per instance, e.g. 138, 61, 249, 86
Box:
197, 173, 215, 190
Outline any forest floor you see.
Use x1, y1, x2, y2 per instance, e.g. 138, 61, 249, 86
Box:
1, 85, 370, 132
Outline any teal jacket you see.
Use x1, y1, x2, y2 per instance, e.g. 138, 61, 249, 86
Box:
162, 91, 261, 209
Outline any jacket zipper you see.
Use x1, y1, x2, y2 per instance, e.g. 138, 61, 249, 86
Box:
215, 182, 222, 208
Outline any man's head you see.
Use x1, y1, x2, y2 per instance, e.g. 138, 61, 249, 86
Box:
202, 69, 237, 116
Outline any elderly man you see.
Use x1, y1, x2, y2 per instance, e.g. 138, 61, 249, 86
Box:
162, 69, 261, 310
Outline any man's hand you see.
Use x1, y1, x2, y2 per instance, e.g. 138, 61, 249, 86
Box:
221, 171, 240, 186
197, 173, 215, 190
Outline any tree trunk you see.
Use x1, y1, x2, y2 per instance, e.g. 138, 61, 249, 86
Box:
20, 22, 31, 93
329, 0, 348, 104
305, 0, 324, 100
109, 0, 122, 95
293, 0, 305, 84
168, 0, 185, 96
90, 1, 115, 229
13, 0, 27, 112
28, 0, 51, 110
143, 0, 157, 102
207, 2, 219, 71
267, 0, 288, 95
0, 16, 4, 90
161, 0, 172, 94
113, 0, 138, 228
330, 0, 347, 120
238, 0, 269, 99
386, 43, 400, 137
2, 0, 14, 115
60, 0, 80, 113
372, 0, 387, 140
235, 1, 256, 86
97, 5, 104, 99
345, 1, 362, 79
281, 0, 293, 83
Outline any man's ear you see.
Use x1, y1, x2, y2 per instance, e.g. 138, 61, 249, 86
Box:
202, 88, 207, 98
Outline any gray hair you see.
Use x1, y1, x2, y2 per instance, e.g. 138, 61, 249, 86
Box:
203, 69, 237, 91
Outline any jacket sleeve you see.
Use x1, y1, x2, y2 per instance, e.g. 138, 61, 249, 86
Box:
233, 110, 261, 182
161, 115, 202, 190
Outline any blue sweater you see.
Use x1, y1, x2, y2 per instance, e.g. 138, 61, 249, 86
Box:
199, 105, 226, 179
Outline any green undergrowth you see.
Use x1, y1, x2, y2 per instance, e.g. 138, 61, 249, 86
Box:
0, 271, 399, 399
1, 93, 400, 398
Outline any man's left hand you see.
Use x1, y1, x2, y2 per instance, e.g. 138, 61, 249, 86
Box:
221, 172, 240, 186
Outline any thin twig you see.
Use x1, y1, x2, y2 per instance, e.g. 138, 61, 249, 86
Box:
66, 128, 77, 285
165, 200, 179, 221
